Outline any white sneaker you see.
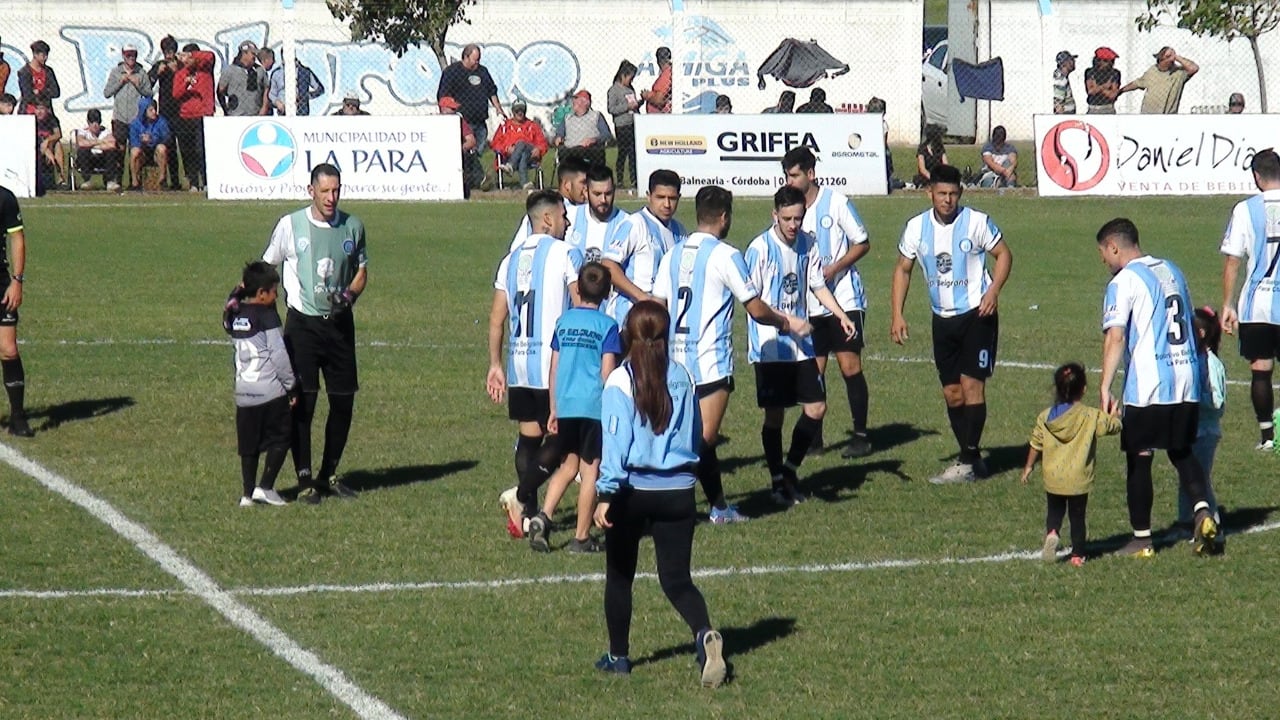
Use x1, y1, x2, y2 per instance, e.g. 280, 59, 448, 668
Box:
928, 462, 975, 485
238, 496, 254, 507
1255, 440, 1274, 451
105, 180, 121, 192
252, 487, 286, 506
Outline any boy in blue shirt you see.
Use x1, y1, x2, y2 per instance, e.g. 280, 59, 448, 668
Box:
528, 262, 622, 553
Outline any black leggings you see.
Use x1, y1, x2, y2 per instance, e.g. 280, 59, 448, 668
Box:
614, 122, 636, 188
1046, 492, 1088, 556
604, 487, 710, 658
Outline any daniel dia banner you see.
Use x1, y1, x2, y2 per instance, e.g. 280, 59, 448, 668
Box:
0, 116, 37, 199
1035, 114, 1280, 197
205, 116, 463, 200
635, 113, 888, 197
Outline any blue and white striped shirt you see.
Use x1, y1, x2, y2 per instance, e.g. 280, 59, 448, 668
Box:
1102, 255, 1200, 407
898, 207, 1003, 318
803, 186, 869, 316
745, 227, 824, 363
1220, 189, 1280, 324
604, 207, 688, 324
494, 234, 584, 389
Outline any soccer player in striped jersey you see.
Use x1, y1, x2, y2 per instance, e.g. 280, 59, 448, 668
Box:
782, 147, 872, 459
488, 190, 583, 535
653, 186, 808, 523
0, 185, 31, 437
507, 156, 589, 254
890, 164, 1012, 485
601, 169, 688, 324
746, 186, 858, 505
569, 164, 629, 264
1220, 148, 1280, 450
1097, 218, 1218, 556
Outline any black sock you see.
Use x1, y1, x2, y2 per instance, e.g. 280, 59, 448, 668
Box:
762, 426, 784, 480
697, 444, 725, 510
240, 455, 258, 498
319, 393, 354, 481
946, 405, 965, 452
962, 402, 987, 464
844, 371, 868, 434
292, 391, 318, 484
1125, 453, 1154, 532
536, 433, 563, 476
2, 357, 26, 418
1252, 369, 1274, 441
787, 413, 823, 467
260, 446, 287, 491
515, 434, 546, 516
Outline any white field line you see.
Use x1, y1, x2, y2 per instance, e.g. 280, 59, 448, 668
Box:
6, 518, 1277, 601
0, 443, 407, 720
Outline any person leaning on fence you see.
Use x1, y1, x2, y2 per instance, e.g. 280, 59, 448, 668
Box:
148, 35, 183, 189
1119, 46, 1198, 115
1052, 50, 1077, 114
607, 60, 641, 189
173, 45, 215, 192
17, 40, 60, 115
74, 109, 122, 191
1083, 47, 1120, 114
554, 90, 612, 169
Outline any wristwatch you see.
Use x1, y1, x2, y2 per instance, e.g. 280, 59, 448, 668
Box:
11, 274, 23, 283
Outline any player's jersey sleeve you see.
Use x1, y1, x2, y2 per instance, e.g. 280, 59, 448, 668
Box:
602, 323, 622, 355
0, 189, 22, 235
1219, 200, 1252, 258
262, 216, 293, 265
550, 317, 563, 352
351, 217, 369, 267
565, 246, 584, 280
729, 246, 760, 303
1101, 274, 1132, 331
974, 213, 1003, 252
838, 198, 869, 246
804, 237, 826, 291
494, 253, 513, 292
603, 217, 637, 264
509, 216, 531, 254
898, 217, 921, 259
652, 253, 673, 300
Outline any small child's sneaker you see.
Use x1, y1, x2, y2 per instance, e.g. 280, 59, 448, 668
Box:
1041, 530, 1059, 563
595, 653, 631, 674
1069, 555, 1085, 567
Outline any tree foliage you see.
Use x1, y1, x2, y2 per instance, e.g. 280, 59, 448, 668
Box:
326, 0, 475, 67
1136, 0, 1280, 111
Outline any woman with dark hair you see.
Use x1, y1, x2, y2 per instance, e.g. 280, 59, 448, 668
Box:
762, 89, 794, 113
593, 300, 726, 689
607, 60, 640, 188
914, 123, 948, 187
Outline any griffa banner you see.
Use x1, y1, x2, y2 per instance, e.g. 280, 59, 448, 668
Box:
635, 113, 888, 196
205, 116, 464, 200
1035, 114, 1280, 197
0, 116, 37, 198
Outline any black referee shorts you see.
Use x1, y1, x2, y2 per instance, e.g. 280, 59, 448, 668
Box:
932, 309, 998, 385
0, 274, 19, 326
236, 395, 291, 456
284, 307, 359, 394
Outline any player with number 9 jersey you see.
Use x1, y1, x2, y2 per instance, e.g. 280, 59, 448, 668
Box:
495, 235, 584, 390
652, 232, 757, 385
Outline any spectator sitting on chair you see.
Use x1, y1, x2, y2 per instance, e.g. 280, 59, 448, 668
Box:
715, 94, 732, 113
32, 98, 63, 195
554, 90, 612, 169
1228, 92, 1245, 114
915, 123, 949, 187
440, 96, 480, 198
763, 90, 795, 113
18, 40, 60, 115
491, 100, 548, 189
127, 97, 171, 192
978, 125, 1017, 188
332, 91, 370, 116
0, 94, 15, 115
104, 43, 153, 160
75, 108, 122, 191
795, 87, 833, 113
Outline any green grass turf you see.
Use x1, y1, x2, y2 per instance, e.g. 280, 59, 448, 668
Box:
3, 189, 1278, 718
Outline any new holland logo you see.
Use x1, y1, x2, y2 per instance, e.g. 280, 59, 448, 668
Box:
239, 121, 297, 179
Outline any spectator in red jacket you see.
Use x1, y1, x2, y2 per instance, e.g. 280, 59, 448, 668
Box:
172, 45, 215, 191
491, 100, 548, 189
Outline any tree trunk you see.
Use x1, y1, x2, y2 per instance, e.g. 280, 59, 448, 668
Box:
1250, 34, 1268, 112
430, 35, 448, 80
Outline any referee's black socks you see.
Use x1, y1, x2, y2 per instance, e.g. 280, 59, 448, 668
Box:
2, 357, 25, 418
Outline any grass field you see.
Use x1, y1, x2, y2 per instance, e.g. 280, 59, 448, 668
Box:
4, 187, 1279, 719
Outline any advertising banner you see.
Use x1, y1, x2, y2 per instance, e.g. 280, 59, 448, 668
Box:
0, 116, 37, 199
205, 116, 463, 200
635, 113, 888, 197
1035, 114, 1280, 197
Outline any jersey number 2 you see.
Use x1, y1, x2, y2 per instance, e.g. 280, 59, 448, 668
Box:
675, 286, 693, 334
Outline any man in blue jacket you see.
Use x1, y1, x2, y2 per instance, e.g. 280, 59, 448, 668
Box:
127, 97, 171, 192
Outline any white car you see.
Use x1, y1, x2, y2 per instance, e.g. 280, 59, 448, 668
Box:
922, 39, 949, 130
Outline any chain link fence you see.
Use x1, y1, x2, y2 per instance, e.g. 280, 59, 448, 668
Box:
3, 0, 1279, 192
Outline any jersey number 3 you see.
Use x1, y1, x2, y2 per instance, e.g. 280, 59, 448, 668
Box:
1165, 294, 1188, 345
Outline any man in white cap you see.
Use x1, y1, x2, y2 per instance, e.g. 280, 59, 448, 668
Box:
332, 90, 370, 116
1052, 50, 1077, 114
103, 42, 154, 152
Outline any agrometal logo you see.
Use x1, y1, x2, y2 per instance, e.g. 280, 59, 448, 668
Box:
239, 121, 298, 179
1040, 120, 1110, 191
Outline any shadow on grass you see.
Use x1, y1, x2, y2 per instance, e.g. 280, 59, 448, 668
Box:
279, 460, 478, 500
867, 422, 940, 454
631, 616, 797, 677
1084, 505, 1277, 558
26, 396, 136, 431
982, 443, 1028, 477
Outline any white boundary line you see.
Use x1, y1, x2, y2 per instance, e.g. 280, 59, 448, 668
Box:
6, 518, 1277, 601
0, 443, 407, 720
